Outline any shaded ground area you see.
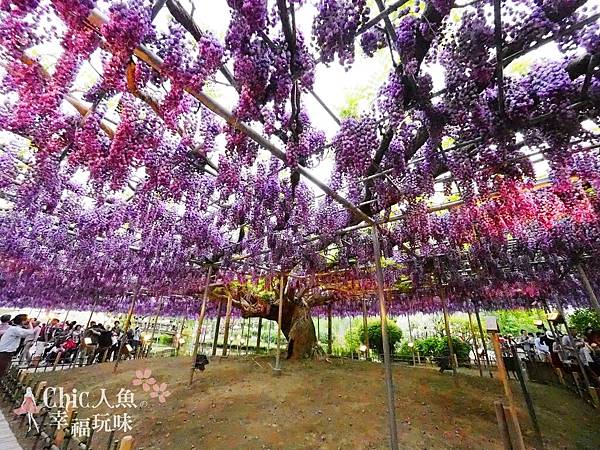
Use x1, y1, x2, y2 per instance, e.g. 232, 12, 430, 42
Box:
6, 356, 599, 449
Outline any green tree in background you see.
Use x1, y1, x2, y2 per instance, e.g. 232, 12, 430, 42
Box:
569, 309, 600, 335
345, 319, 402, 355
492, 309, 544, 336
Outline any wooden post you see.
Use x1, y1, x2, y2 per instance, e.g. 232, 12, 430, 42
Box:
371, 226, 399, 450
274, 274, 284, 374
577, 263, 600, 314
114, 289, 138, 374
440, 288, 457, 376
509, 345, 543, 448
189, 266, 213, 385
407, 313, 416, 366
362, 299, 370, 360
221, 293, 234, 358
255, 317, 263, 353
267, 319, 272, 351
211, 302, 223, 357
494, 400, 512, 450
327, 304, 333, 355
238, 319, 245, 356
475, 307, 494, 378
118, 436, 135, 450
468, 311, 484, 377
490, 331, 525, 450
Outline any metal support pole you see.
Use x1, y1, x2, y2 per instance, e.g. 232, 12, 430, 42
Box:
189, 266, 212, 385
221, 293, 234, 357
407, 313, 416, 366
176, 318, 186, 356
475, 307, 494, 378
267, 320, 272, 351
362, 299, 370, 360
85, 295, 99, 329
440, 288, 457, 376
327, 304, 333, 355
114, 289, 138, 374
468, 311, 484, 377
371, 226, 399, 450
256, 317, 263, 353
490, 331, 525, 450
211, 302, 224, 357
245, 318, 251, 355
577, 264, 600, 314
274, 274, 284, 374
510, 345, 543, 448
146, 301, 163, 358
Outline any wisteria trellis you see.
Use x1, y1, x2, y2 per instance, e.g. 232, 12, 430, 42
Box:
0, 0, 599, 319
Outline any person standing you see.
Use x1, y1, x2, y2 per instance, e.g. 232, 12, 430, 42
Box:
0, 315, 38, 378
0, 315, 11, 337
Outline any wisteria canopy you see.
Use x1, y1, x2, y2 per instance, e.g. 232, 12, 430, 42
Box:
0, 0, 599, 343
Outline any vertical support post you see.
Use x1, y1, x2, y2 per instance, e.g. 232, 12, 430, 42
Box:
509, 345, 543, 448
85, 295, 99, 329
211, 302, 223, 357
494, 401, 512, 450
245, 318, 251, 355
468, 311, 484, 377
327, 304, 333, 355
371, 226, 399, 450
407, 313, 416, 366
221, 293, 234, 357
362, 299, 370, 360
113, 288, 138, 374
256, 317, 263, 353
577, 264, 600, 314
267, 320, 272, 351
274, 273, 284, 374
490, 331, 525, 450
440, 288, 457, 376
189, 266, 212, 386
176, 318, 186, 356
146, 301, 163, 358
475, 307, 494, 378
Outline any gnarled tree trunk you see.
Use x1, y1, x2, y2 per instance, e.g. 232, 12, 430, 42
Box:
281, 304, 317, 359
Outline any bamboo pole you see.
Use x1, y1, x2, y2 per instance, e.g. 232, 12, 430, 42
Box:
189, 271, 214, 379
85, 295, 99, 329
490, 331, 526, 450
371, 226, 399, 450
475, 307, 494, 378
176, 317, 186, 356
440, 288, 457, 376
221, 293, 234, 358
576, 264, 600, 314
274, 274, 284, 374
113, 289, 138, 374
256, 317, 263, 353
211, 302, 223, 357
468, 311, 484, 377
362, 299, 371, 360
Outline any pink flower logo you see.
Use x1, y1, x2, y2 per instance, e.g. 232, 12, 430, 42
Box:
150, 383, 171, 403
132, 368, 156, 392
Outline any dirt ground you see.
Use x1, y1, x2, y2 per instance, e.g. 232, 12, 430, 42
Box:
5, 356, 599, 449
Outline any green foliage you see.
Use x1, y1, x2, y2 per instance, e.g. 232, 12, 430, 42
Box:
434, 316, 472, 341
569, 309, 600, 335
345, 318, 402, 355
157, 334, 173, 345
397, 336, 471, 363
493, 309, 544, 336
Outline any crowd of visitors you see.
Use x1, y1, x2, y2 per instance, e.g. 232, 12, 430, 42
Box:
0, 313, 145, 378
503, 324, 600, 386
